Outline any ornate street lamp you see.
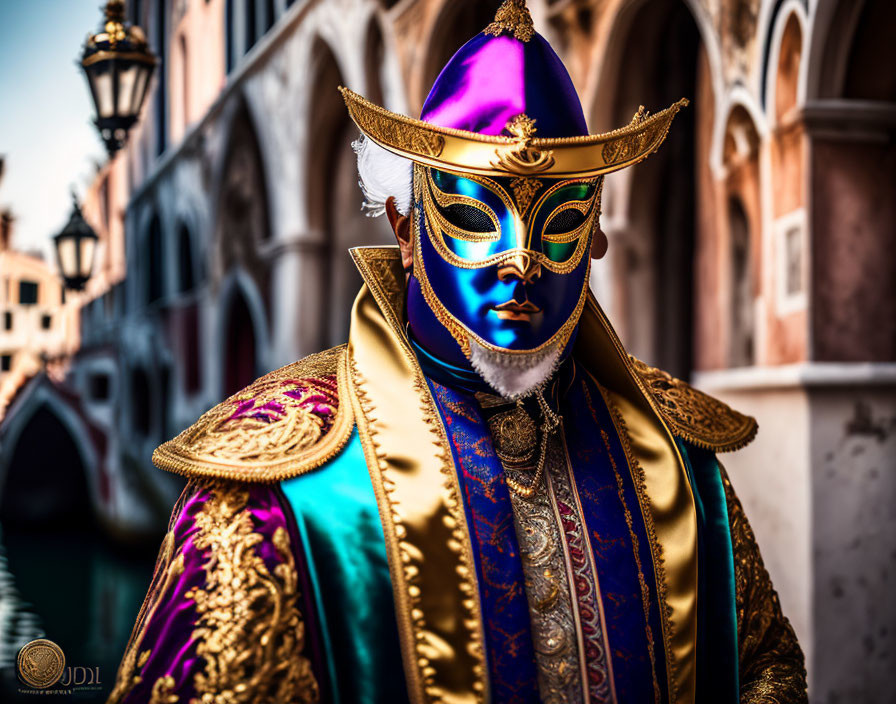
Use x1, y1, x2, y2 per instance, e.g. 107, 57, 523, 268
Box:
53, 195, 99, 291
80, 0, 157, 155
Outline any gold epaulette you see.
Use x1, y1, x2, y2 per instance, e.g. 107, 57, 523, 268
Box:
630, 357, 758, 453
152, 345, 354, 483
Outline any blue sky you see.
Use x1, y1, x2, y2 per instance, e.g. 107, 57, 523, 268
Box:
0, 1, 107, 261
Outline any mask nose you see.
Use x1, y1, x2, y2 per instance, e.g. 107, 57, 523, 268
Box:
497, 251, 542, 285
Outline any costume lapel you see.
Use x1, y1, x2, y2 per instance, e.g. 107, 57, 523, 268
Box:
574, 295, 699, 704
346, 246, 489, 704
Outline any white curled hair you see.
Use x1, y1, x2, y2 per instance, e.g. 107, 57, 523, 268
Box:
352, 134, 413, 217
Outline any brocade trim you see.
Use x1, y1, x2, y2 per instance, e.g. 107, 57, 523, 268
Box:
506, 437, 586, 703
107, 531, 184, 704
186, 482, 319, 704
594, 383, 665, 704
723, 470, 808, 703
493, 401, 616, 703
630, 357, 757, 453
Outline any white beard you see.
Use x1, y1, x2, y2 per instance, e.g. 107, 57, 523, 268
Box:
468, 337, 563, 400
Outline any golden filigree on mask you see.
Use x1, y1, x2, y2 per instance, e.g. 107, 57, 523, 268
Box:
510, 177, 542, 218
413, 164, 593, 360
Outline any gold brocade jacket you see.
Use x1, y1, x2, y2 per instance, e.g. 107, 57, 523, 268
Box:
109, 247, 807, 704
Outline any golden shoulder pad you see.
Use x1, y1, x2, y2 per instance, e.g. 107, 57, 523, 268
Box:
630, 357, 757, 453
153, 345, 354, 483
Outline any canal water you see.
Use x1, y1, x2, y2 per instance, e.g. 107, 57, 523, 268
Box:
0, 520, 158, 702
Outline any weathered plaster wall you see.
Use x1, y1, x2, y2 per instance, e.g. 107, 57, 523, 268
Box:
809, 385, 896, 703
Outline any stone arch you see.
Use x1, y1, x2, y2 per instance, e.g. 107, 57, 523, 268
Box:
805, 0, 896, 101
145, 212, 164, 305
306, 36, 393, 348
771, 11, 803, 126
758, 0, 808, 113
364, 14, 387, 107
212, 96, 272, 326
588, 0, 704, 379
0, 386, 98, 525
721, 103, 762, 368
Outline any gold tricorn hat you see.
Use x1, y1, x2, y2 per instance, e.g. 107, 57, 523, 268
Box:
341, 89, 688, 180
340, 0, 686, 179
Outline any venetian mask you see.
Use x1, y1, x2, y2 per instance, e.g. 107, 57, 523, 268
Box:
407, 164, 603, 369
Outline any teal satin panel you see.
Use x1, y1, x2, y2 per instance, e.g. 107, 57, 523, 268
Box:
678, 440, 740, 704
281, 430, 408, 704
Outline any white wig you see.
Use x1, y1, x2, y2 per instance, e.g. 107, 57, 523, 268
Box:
352, 134, 413, 217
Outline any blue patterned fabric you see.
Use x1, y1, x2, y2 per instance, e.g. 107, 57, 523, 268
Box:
563, 367, 670, 703
427, 379, 541, 702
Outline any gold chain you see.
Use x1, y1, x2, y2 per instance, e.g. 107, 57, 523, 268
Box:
504, 388, 561, 498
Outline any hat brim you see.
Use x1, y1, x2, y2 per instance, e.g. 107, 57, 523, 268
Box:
341, 88, 688, 179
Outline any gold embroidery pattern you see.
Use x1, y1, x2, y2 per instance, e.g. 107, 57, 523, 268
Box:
510, 177, 542, 218
484, 0, 536, 42
600, 385, 675, 704
488, 405, 538, 467
630, 357, 758, 453
723, 470, 808, 704
108, 529, 185, 704
492, 114, 556, 174
153, 346, 354, 483
186, 482, 319, 704
342, 89, 445, 156
148, 676, 177, 704
601, 106, 678, 168
505, 434, 586, 702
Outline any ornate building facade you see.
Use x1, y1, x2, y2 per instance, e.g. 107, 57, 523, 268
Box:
4, 0, 893, 700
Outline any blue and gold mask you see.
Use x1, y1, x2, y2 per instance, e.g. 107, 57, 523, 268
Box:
407, 164, 602, 362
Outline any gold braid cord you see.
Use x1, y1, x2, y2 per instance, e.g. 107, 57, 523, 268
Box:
723, 470, 808, 704
186, 482, 318, 704
629, 357, 758, 452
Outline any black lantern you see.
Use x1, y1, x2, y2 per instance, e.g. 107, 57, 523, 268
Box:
80, 0, 157, 155
54, 195, 99, 291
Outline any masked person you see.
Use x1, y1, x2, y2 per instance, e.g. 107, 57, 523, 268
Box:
107, 2, 807, 703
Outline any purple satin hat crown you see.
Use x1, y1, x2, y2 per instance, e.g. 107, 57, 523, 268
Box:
420, 1, 588, 139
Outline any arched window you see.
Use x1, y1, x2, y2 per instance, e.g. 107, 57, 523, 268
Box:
146, 215, 164, 304
223, 288, 257, 397
177, 223, 196, 293
728, 196, 754, 367
131, 367, 152, 435
307, 39, 393, 348
592, 0, 702, 378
